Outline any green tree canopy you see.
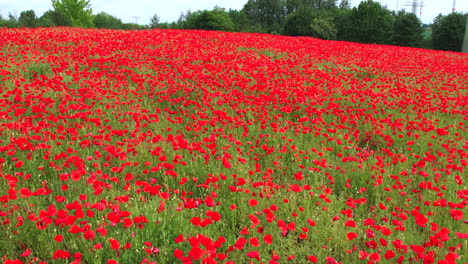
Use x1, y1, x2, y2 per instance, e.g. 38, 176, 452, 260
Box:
38, 9, 72, 27
304, 0, 337, 11
343, 0, 393, 44
334, 3, 352, 40
309, 17, 337, 40
432, 12, 467, 52
392, 11, 423, 48
52, 0, 94, 27
182, 7, 235, 31
149, 14, 160, 29
285, 0, 302, 14
283, 6, 337, 39
93, 12, 123, 29
121, 23, 143, 30
228, 9, 250, 32
286, 0, 337, 14
19, 10, 38, 28
0, 13, 19, 28
283, 6, 315, 36
242, 0, 286, 33
463, 17, 468, 52
338, 0, 350, 9
284, 0, 344, 39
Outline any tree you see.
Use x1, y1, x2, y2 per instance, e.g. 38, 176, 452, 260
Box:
309, 17, 337, 40
303, 0, 337, 11
149, 14, 160, 29
174, 11, 187, 29
283, 6, 337, 39
183, 7, 235, 32
392, 11, 423, 47
0, 12, 19, 28
93, 12, 123, 29
121, 23, 146, 30
463, 17, 468, 52
228, 9, 249, 32
285, 0, 303, 14
19, 10, 38, 28
51, 0, 94, 27
206, 8, 236, 31
283, 6, 315, 36
242, 0, 286, 33
0, 14, 7, 27
38, 9, 72, 27
286, 0, 337, 13
338, 0, 350, 9
344, 0, 393, 44
334, 3, 352, 40
432, 12, 467, 52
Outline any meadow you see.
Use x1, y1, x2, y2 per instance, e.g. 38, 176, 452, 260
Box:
0, 27, 466, 264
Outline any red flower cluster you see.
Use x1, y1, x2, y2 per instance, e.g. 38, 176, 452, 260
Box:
0, 27, 466, 263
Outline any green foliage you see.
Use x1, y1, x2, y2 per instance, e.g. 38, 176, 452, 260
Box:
244, 0, 339, 36
463, 17, 468, 52
286, 0, 337, 14
182, 7, 235, 32
121, 23, 144, 30
334, 5, 352, 40
228, 9, 250, 32
392, 11, 424, 48
51, 0, 94, 28
0, 13, 19, 28
285, 0, 303, 14
309, 17, 337, 40
420, 26, 433, 49
338, 0, 350, 9
431, 12, 467, 52
242, 0, 286, 33
343, 0, 393, 44
93, 12, 123, 29
284, 5, 337, 39
303, 0, 337, 10
0, 15, 6, 27
149, 14, 161, 29
283, 6, 315, 36
38, 9, 72, 27
157, 22, 175, 29
18, 10, 38, 28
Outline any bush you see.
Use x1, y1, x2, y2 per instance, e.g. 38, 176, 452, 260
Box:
432, 12, 467, 52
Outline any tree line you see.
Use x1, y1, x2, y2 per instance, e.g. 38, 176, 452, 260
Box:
1, 0, 466, 52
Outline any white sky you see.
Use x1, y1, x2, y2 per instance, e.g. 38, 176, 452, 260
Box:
0, 0, 466, 25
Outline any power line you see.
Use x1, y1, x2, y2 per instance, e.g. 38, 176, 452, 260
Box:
404, 0, 424, 19
131, 16, 140, 24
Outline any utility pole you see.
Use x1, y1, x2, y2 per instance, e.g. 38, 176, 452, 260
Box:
404, 0, 423, 18
411, 0, 417, 15
419, 0, 423, 19
132, 16, 140, 24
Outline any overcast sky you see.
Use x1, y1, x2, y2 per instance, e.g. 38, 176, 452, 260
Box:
0, 0, 466, 25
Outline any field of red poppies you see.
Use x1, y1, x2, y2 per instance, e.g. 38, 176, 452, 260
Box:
0, 27, 466, 264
